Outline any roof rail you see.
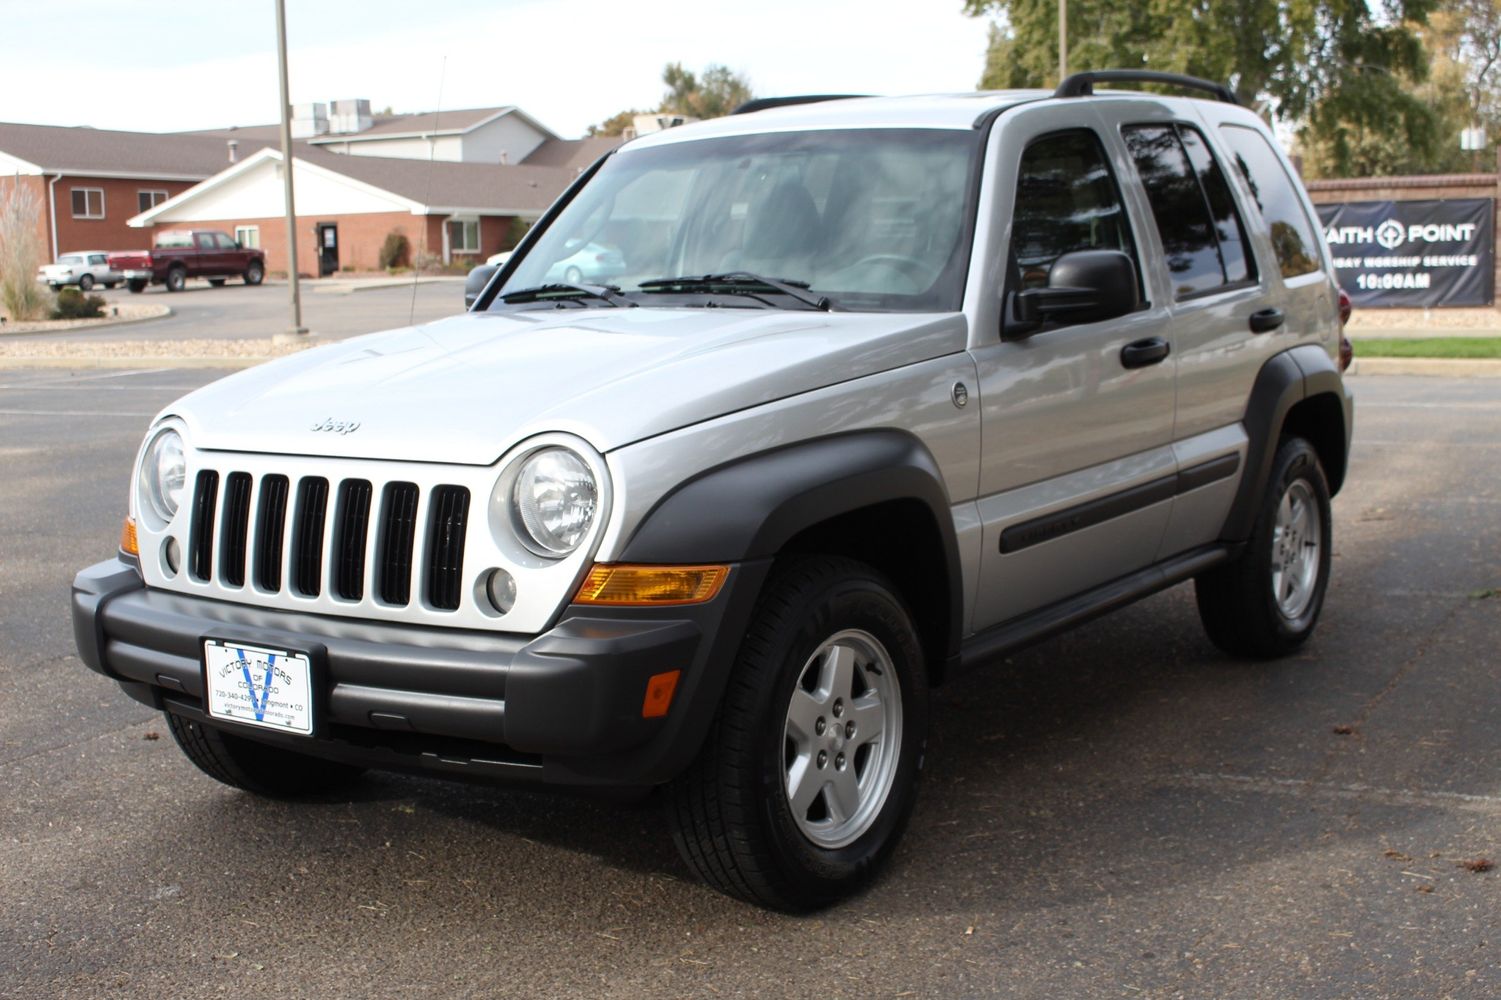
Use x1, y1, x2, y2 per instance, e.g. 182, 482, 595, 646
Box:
1054, 70, 1238, 106
732, 95, 868, 115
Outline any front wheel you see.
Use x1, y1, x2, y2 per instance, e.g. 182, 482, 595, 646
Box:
244, 261, 264, 286
165, 266, 186, 292
165, 712, 364, 797
1196, 436, 1333, 658
667, 556, 928, 911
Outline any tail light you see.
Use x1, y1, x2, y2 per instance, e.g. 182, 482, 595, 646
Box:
1337, 288, 1352, 327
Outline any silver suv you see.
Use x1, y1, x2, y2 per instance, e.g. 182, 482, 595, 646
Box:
72, 72, 1353, 911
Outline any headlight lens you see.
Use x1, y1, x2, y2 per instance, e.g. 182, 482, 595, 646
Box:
140, 428, 186, 523
511, 448, 597, 556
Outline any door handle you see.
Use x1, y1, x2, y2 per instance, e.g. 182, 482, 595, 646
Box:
1120, 336, 1170, 369
1249, 307, 1285, 333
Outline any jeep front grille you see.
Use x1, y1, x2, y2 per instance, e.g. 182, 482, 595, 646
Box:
184, 468, 470, 614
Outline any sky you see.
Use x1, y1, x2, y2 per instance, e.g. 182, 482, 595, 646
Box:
1, 0, 997, 138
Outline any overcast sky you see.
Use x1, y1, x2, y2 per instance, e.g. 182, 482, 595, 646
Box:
2, 1, 996, 137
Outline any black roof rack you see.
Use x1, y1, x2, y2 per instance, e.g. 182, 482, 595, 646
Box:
1054, 70, 1238, 106
732, 95, 868, 115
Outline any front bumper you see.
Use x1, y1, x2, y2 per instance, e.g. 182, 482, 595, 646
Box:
72, 558, 767, 786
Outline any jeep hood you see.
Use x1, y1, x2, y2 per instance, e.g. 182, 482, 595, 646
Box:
164, 307, 967, 465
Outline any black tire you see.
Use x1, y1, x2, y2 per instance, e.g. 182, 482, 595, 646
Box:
1196, 436, 1333, 658
127, 280, 147, 294
165, 712, 364, 797
208, 277, 226, 287
165, 266, 186, 293
666, 556, 929, 911
244, 261, 264, 286
78, 273, 94, 291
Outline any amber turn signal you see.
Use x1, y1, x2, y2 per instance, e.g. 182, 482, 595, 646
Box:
642, 669, 682, 719
121, 516, 139, 557
573, 564, 729, 606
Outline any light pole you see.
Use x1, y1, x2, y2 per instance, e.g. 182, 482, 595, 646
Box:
275, 0, 306, 336
1059, 0, 1067, 81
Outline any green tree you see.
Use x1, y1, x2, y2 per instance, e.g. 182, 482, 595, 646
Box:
661, 62, 754, 119
968, 0, 1441, 177
587, 108, 648, 137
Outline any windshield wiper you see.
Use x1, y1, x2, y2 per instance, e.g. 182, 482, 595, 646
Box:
637, 273, 831, 311
499, 283, 633, 308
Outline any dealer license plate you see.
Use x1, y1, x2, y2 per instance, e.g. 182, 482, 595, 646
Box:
203, 640, 313, 736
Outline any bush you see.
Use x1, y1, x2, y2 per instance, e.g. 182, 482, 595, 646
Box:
378, 231, 411, 270
0, 183, 50, 321
51, 287, 107, 320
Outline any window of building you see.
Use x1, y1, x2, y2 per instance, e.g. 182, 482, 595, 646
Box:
234, 225, 260, 249
1218, 125, 1323, 279
447, 218, 480, 254
1123, 124, 1251, 299
1009, 129, 1138, 293
138, 190, 168, 214
71, 188, 104, 219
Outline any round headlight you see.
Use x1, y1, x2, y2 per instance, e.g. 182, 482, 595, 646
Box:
511, 448, 597, 556
139, 428, 186, 524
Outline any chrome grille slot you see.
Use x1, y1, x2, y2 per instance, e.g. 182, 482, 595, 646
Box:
189, 470, 218, 581
254, 474, 290, 592
377, 482, 420, 606
334, 479, 373, 601
219, 472, 252, 587
291, 477, 329, 597
424, 486, 470, 612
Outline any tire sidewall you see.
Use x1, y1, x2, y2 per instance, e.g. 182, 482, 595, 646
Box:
167, 268, 185, 292
1252, 438, 1333, 645
752, 572, 928, 897
245, 262, 264, 285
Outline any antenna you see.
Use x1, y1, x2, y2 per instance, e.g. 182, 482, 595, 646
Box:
410, 56, 447, 326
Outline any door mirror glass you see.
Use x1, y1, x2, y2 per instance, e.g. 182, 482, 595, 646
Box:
464, 264, 499, 309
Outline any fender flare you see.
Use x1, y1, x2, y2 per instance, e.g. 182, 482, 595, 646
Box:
620, 428, 965, 658
1222, 344, 1352, 541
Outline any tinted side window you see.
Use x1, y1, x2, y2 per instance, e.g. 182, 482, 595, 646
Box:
1219, 125, 1322, 278
1122, 125, 1226, 298
195, 233, 215, 251
214, 233, 238, 250
1178, 126, 1252, 283
1010, 129, 1137, 290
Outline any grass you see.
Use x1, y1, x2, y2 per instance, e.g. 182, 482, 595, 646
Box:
1350, 337, 1501, 359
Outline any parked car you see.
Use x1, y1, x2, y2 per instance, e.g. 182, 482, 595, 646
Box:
108, 230, 265, 293
542, 241, 626, 285
72, 73, 1352, 912
37, 252, 120, 291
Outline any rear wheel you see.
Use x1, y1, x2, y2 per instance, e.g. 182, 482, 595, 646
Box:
78, 273, 95, 291
1196, 436, 1332, 658
564, 265, 583, 284
667, 556, 928, 911
165, 712, 364, 797
244, 261, 264, 286
127, 280, 147, 294
165, 266, 186, 292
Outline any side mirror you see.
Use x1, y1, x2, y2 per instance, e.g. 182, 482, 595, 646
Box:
1005, 249, 1140, 339
464, 264, 499, 310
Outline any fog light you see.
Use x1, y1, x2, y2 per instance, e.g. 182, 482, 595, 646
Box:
163, 536, 181, 576
485, 568, 517, 614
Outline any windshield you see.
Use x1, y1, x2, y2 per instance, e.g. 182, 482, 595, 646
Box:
494, 128, 981, 312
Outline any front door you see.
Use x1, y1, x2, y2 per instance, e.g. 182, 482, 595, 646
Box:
317, 223, 339, 276
969, 111, 1178, 631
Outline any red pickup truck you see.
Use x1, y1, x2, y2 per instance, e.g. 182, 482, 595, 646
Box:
110, 230, 266, 293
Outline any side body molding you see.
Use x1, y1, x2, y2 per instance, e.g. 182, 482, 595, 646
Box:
1221, 344, 1353, 542
620, 429, 966, 658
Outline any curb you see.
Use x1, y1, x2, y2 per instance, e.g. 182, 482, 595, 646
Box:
1348, 357, 1501, 377
0, 304, 173, 338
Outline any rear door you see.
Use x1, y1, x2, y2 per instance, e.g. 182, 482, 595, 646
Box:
969, 104, 1178, 630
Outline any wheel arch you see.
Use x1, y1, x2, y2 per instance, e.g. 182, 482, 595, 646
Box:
619, 429, 965, 682
1222, 344, 1353, 542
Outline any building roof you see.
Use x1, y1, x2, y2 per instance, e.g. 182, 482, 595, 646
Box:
0, 121, 274, 179
306, 106, 558, 145
520, 136, 620, 172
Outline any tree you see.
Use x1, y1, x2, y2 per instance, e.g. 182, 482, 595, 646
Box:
660, 62, 754, 119
588, 108, 647, 137
0, 181, 49, 322
967, 0, 1441, 177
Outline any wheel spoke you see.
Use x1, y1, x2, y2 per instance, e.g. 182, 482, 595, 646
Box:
786, 754, 823, 818
785, 688, 824, 745
821, 643, 858, 702
848, 691, 885, 748
827, 763, 861, 823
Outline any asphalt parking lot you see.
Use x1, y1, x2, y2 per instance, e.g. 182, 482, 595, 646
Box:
2, 371, 1499, 999
3, 278, 463, 344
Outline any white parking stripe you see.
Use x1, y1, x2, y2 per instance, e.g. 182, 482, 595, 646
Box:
0, 408, 155, 417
